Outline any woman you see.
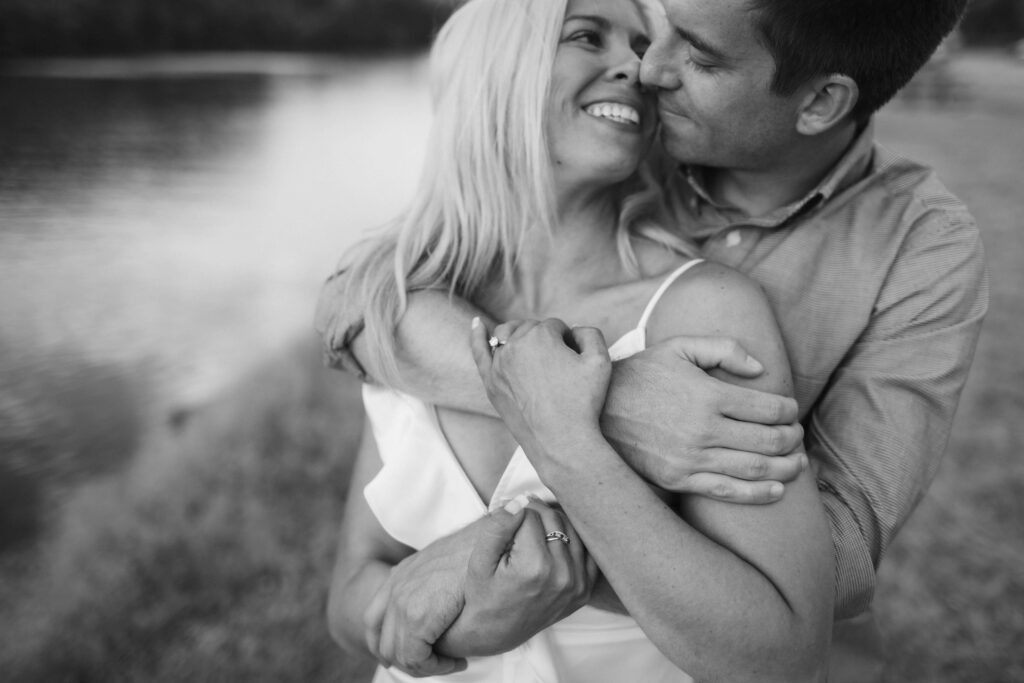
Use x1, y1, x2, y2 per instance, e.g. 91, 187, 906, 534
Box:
325, 0, 833, 680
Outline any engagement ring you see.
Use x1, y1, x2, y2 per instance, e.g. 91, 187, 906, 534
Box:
488, 336, 506, 351
545, 530, 570, 545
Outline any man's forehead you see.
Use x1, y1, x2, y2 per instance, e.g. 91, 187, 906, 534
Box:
644, 0, 762, 54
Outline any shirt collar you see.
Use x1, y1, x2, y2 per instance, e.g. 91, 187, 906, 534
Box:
679, 121, 876, 231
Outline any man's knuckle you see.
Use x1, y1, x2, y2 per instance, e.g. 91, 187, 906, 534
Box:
711, 482, 733, 499
762, 429, 783, 453
793, 423, 805, 443
746, 456, 769, 478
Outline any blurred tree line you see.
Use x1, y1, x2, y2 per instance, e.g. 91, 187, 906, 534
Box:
0, 0, 1021, 58
0, 0, 457, 57
960, 0, 1024, 46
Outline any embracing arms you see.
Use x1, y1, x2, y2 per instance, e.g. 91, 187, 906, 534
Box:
315, 281, 806, 503
471, 265, 834, 682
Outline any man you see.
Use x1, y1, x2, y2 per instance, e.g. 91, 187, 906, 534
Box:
317, 0, 987, 679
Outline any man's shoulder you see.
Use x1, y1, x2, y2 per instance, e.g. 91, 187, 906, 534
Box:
864, 141, 974, 225
810, 139, 978, 257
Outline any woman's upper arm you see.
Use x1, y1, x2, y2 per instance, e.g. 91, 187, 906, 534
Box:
647, 262, 834, 626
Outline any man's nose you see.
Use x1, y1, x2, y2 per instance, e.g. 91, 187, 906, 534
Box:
640, 39, 680, 90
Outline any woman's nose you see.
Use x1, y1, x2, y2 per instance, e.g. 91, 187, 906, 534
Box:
610, 52, 641, 86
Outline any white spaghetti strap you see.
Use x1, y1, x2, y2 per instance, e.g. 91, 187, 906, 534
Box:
635, 259, 705, 332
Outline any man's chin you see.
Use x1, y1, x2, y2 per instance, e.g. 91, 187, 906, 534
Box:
658, 133, 706, 167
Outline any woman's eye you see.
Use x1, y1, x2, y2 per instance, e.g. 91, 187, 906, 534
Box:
567, 30, 602, 47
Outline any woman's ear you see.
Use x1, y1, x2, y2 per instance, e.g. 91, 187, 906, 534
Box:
795, 74, 859, 136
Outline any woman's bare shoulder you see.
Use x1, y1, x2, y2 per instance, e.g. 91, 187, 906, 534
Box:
646, 260, 772, 340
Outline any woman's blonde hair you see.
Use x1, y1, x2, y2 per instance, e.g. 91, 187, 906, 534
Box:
337, 0, 697, 386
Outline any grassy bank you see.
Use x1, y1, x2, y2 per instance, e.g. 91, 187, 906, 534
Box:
0, 338, 376, 681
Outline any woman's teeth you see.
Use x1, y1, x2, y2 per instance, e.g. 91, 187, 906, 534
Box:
585, 102, 640, 125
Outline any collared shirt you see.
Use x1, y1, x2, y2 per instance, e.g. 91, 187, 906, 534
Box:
666, 123, 988, 679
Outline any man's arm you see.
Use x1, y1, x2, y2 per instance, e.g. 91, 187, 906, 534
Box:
808, 211, 988, 618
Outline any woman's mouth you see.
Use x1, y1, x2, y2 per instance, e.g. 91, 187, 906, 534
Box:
584, 102, 641, 126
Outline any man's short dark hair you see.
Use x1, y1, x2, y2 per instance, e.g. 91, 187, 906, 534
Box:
748, 0, 968, 123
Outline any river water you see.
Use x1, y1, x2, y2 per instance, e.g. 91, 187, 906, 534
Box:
0, 55, 430, 549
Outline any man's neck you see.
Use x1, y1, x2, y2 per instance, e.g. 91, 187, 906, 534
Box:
704, 123, 858, 218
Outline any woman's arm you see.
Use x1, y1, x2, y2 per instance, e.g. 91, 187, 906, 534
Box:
471, 264, 834, 682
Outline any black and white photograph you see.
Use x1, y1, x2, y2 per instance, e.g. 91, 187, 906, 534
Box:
1, 0, 1021, 681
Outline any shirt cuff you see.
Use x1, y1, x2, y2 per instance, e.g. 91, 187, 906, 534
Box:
819, 479, 877, 619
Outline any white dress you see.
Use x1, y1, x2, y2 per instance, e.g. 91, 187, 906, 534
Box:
362, 260, 703, 683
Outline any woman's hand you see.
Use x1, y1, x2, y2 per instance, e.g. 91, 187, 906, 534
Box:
469, 317, 612, 462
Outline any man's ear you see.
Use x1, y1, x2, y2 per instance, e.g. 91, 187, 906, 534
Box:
795, 74, 858, 135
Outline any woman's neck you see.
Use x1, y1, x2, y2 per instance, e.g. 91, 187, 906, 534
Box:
490, 185, 627, 319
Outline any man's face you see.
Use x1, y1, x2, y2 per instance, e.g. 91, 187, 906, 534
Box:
638, 0, 803, 170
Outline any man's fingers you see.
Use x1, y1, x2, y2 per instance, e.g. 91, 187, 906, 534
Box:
375, 602, 400, 668
363, 581, 392, 659
406, 653, 469, 678
682, 472, 791, 504
661, 335, 765, 377
716, 418, 804, 456
697, 447, 807, 483
718, 382, 799, 425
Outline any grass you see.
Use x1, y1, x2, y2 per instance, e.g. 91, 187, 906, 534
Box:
0, 340, 377, 682
0, 52, 1021, 683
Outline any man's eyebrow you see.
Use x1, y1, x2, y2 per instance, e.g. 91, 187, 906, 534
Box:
674, 25, 728, 61
562, 14, 612, 30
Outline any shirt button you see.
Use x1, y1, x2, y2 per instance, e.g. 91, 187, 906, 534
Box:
725, 230, 742, 247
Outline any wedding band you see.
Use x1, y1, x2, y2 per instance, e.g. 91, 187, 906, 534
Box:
545, 531, 570, 545
488, 336, 506, 351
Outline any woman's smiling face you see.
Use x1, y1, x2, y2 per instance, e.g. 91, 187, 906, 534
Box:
546, 0, 657, 191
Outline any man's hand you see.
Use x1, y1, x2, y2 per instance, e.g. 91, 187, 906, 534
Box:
436, 498, 598, 657
603, 336, 807, 504
314, 268, 368, 379
364, 511, 521, 677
